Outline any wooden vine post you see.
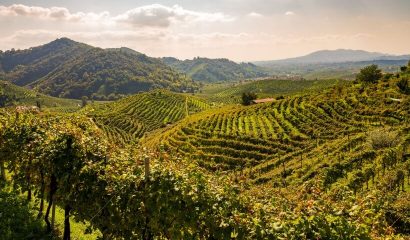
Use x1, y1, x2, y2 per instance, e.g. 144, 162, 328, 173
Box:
145, 155, 150, 181
52, 201, 56, 229
143, 154, 151, 240
0, 127, 4, 182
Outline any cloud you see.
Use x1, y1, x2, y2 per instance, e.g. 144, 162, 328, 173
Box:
0, 29, 390, 61
248, 12, 263, 18
0, 4, 233, 28
285, 11, 295, 16
0, 29, 168, 47
115, 4, 234, 28
0, 4, 110, 22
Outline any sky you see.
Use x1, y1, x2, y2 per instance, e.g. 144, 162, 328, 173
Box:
0, 0, 409, 61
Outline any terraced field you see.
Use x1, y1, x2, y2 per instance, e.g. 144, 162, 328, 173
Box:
89, 90, 210, 145
147, 79, 410, 191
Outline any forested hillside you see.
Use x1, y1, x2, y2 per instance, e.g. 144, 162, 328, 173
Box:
0, 38, 198, 100
162, 57, 269, 82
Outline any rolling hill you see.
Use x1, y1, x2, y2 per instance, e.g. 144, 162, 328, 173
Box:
162, 57, 269, 83
0, 80, 80, 111
87, 90, 210, 145
0, 38, 198, 100
144, 72, 409, 193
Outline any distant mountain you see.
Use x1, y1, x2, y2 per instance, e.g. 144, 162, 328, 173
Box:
256, 49, 410, 65
162, 57, 269, 83
0, 38, 197, 100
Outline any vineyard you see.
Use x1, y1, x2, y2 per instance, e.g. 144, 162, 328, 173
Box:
146, 75, 410, 228
0, 69, 410, 239
87, 90, 210, 145
199, 78, 345, 104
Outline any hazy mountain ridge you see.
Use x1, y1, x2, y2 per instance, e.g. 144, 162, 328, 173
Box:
256, 49, 409, 65
254, 49, 409, 79
162, 57, 269, 83
0, 38, 197, 100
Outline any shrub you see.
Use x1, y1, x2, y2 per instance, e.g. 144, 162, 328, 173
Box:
241, 92, 257, 105
382, 73, 394, 82
367, 129, 399, 150
356, 65, 382, 84
397, 78, 410, 94
276, 95, 285, 100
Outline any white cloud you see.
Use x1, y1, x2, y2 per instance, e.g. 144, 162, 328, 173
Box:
0, 4, 110, 22
248, 12, 263, 18
0, 29, 395, 61
0, 4, 233, 28
285, 11, 295, 16
115, 4, 234, 28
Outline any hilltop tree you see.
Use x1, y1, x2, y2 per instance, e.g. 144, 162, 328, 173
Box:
241, 92, 257, 106
356, 64, 382, 84
81, 96, 88, 107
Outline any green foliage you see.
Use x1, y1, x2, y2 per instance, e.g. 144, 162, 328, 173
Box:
383, 73, 394, 81
397, 78, 410, 94
387, 192, 410, 234
0, 189, 52, 239
356, 64, 383, 83
241, 92, 257, 105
